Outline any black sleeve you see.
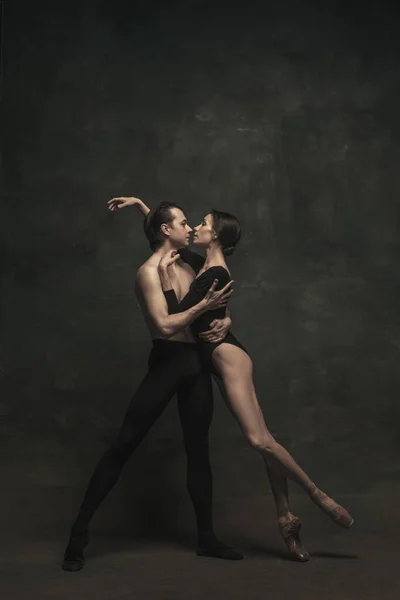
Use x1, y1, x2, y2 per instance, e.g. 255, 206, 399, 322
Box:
163, 289, 181, 314
178, 248, 205, 274
163, 286, 204, 314
162, 267, 229, 315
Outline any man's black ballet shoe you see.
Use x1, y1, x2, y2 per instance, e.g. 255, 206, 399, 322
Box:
61, 531, 89, 572
62, 557, 85, 572
197, 544, 243, 560
278, 514, 310, 563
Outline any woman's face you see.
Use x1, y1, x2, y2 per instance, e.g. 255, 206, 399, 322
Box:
192, 213, 215, 248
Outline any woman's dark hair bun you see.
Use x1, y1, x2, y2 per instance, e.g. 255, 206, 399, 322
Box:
223, 246, 235, 256
211, 209, 241, 257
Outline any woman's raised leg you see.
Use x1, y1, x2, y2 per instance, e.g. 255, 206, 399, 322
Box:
212, 344, 353, 529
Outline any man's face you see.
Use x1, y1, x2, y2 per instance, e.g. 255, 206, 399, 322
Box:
163, 208, 193, 248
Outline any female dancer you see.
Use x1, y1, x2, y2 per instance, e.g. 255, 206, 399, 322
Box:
109, 198, 354, 562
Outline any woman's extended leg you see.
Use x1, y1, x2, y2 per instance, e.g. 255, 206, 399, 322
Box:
213, 344, 315, 489
213, 374, 292, 518
213, 367, 309, 561
212, 344, 353, 529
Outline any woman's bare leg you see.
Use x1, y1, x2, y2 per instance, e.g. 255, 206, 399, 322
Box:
213, 375, 291, 519
212, 347, 310, 560
213, 345, 315, 491
212, 344, 353, 530
264, 464, 289, 518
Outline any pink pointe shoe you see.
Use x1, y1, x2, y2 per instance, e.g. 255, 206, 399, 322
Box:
309, 485, 354, 528
278, 513, 310, 562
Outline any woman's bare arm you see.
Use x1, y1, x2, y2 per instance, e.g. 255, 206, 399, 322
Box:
108, 196, 150, 216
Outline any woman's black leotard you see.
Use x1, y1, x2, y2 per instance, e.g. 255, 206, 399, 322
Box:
163, 248, 248, 368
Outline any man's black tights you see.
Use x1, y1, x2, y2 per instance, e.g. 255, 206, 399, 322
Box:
70, 341, 215, 544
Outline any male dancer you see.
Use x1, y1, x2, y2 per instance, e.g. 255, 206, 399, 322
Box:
62, 200, 240, 571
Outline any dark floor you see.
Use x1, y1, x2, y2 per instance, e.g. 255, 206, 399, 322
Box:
1, 495, 396, 600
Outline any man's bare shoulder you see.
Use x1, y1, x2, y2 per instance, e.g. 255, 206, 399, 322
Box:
136, 258, 160, 286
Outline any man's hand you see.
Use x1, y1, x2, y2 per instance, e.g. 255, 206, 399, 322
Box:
198, 317, 232, 343
108, 196, 141, 212
158, 250, 180, 272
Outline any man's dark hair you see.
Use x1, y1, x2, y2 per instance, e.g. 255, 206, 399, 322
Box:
211, 209, 241, 256
144, 202, 183, 251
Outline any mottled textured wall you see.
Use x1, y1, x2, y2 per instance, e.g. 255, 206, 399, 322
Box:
2, 0, 400, 537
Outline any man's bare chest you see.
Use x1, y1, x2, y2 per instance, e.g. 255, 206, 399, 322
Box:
169, 262, 194, 301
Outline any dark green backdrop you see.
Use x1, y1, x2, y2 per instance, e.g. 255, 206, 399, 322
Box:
2, 0, 399, 539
